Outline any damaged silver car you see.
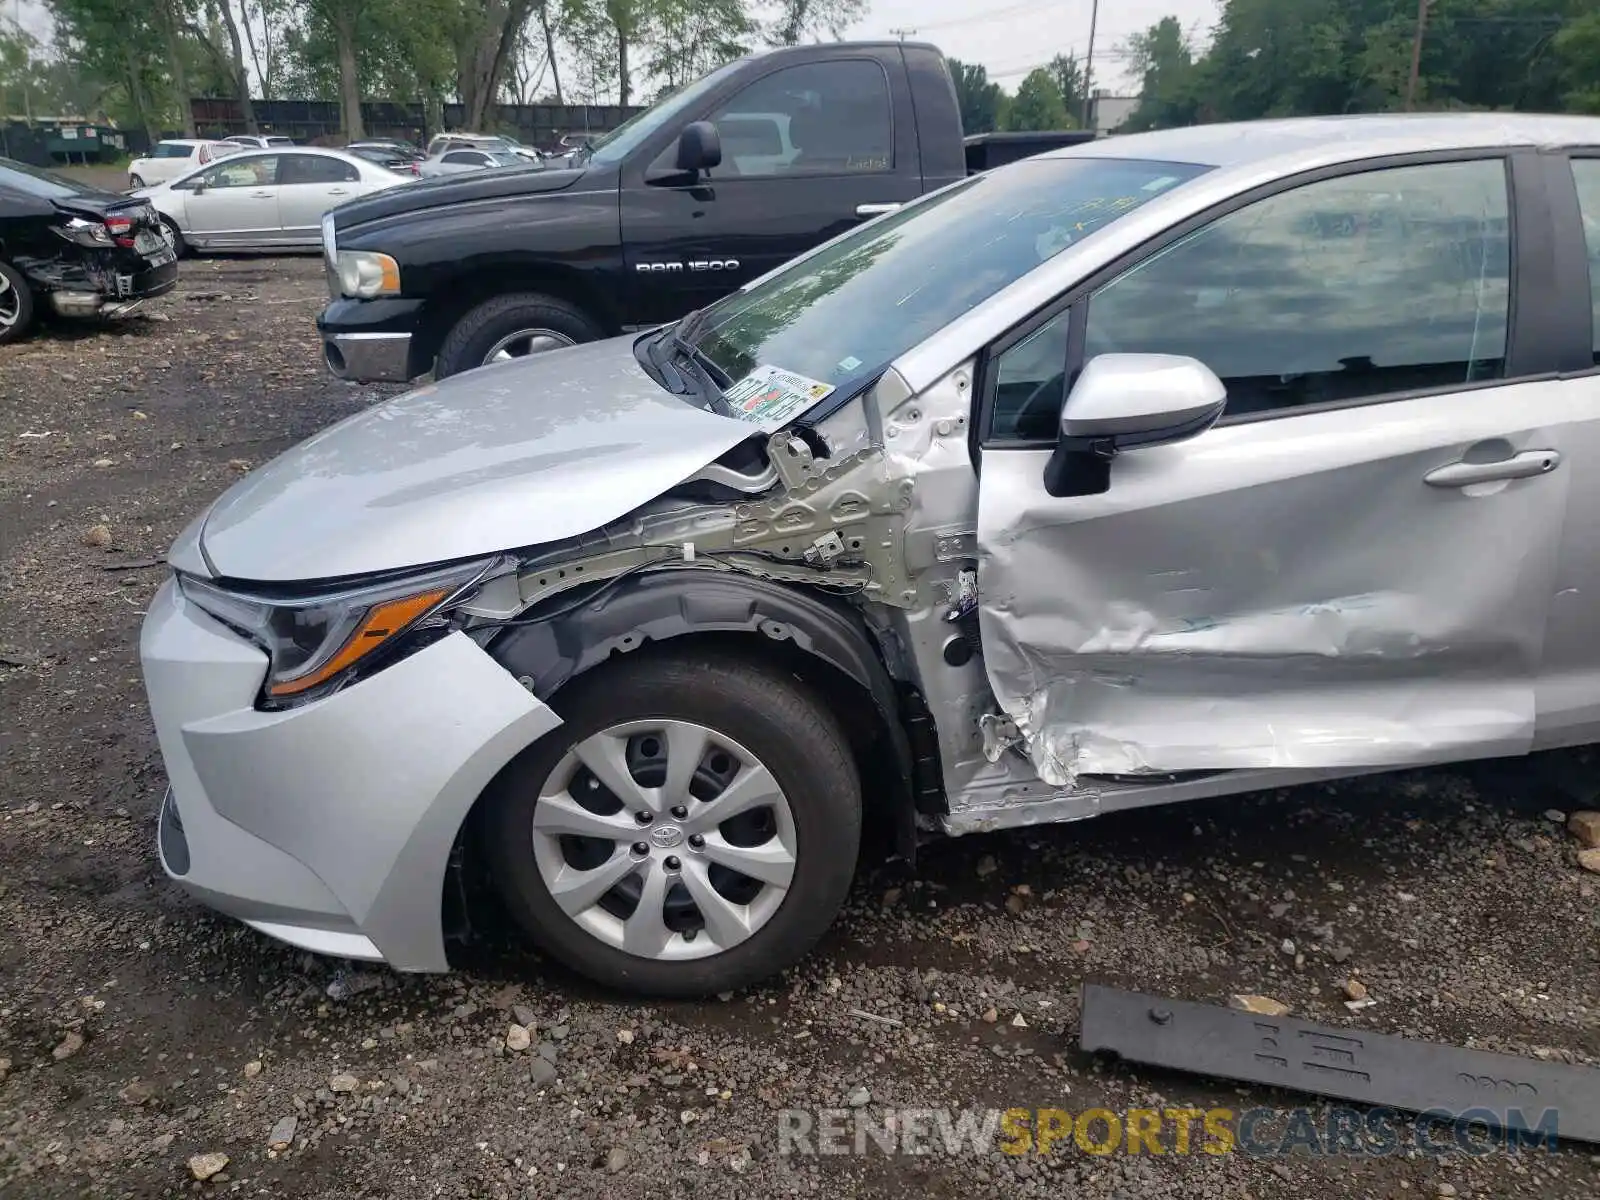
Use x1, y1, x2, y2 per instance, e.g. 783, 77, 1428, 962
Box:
141, 114, 1600, 996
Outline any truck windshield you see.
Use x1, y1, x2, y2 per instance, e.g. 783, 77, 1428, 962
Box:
586, 58, 749, 166
686, 156, 1211, 420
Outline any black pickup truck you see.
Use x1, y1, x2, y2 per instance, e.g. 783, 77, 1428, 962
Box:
317, 41, 1093, 382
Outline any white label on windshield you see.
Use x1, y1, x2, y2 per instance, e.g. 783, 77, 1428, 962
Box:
724, 363, 836, 428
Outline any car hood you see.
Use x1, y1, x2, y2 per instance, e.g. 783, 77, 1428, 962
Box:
194, 337, 757, 583
328, 164, 590, 230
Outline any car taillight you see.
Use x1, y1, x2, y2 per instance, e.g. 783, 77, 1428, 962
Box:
104, 214, 135, 247
199, 145, 212, 164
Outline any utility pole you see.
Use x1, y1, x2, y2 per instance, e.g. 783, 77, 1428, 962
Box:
1081, 0, 1100, 131
1404, 0, 1431, 112
888, 27, 917, 42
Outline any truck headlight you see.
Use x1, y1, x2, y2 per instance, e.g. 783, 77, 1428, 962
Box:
336, 250, 401, 299
178, 557, 502, 707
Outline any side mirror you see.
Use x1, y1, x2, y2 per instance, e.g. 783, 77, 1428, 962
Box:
675, 121, 722, 173
1043, 353, 1226, 498
190, 180, 207, 194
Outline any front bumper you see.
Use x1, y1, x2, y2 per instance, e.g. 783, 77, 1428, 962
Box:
318, 297, 427, 382
140, 577, 562, 971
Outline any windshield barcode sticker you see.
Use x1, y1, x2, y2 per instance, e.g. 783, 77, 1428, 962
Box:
724, 364, 836, 427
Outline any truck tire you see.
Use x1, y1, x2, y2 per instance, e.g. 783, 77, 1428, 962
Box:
435, 292, 603, 378
0, 260, 36, 345
480, 651, 862, 997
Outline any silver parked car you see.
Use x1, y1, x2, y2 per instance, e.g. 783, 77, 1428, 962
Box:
141, 114, 1600, 996
134, 148, 409, 253
417, 146, 529, 177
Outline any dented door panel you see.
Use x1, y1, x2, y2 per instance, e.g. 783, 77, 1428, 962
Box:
976, 382, 1573, 787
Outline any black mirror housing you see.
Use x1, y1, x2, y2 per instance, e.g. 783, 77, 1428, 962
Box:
676, 121, 722, 173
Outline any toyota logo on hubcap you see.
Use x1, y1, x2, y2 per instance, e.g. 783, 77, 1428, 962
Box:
649, 824, 685, 850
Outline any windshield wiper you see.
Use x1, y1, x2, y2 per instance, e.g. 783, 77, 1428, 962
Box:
658, 312, 735, 417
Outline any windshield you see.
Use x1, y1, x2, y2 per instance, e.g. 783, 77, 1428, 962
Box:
0, 158, 99, 198
687, 156, 1211, 420
586, 58, 749, 166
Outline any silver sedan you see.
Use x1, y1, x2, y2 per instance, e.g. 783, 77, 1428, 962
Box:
417, 147, 530, 178
135, 148, 409, 254
141, 112, 1600, 998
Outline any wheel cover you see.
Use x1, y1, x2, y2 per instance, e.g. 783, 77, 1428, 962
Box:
484, 327, 575, 364
530, 719, 798, 962
0, 273, 19, 328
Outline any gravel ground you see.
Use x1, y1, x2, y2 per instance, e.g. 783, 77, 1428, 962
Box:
3, 257, 1600, 1198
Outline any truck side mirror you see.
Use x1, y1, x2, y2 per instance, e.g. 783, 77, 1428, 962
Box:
676, 121, 722, 173
1043, 353, 1226, 498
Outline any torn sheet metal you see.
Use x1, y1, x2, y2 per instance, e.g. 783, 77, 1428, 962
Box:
977, 387, 1572, 785
1079, 984, 1600, 1144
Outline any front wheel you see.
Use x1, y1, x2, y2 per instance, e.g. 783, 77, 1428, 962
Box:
481, 652, 862, 997
434, 291, 602, 379
129, 174, 145, 189
160, 217, 188, 258
0, 260, 36, 345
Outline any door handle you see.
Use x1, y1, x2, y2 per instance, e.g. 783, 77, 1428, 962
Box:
1423, 449, 1561, 488
855, 203, 901, 217
249, 191, 274, 198
327, 188, 349, 195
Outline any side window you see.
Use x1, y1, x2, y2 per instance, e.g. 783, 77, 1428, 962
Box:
281, 154, 359, 185
1572, 158, 1600, 366
443, 151, 483, 165
200, 156, 278, 188
1083, 159, 1511, 419
661, 61, 891, 178
990, 310, 1072, 441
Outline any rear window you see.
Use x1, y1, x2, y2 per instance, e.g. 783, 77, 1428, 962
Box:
153, 144, 195, 159
0, 159, 99, 199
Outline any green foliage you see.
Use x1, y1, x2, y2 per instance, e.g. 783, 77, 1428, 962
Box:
947, 57, 1004, 134
1123, 0, 1600, 131
1006, 67, 1068, 132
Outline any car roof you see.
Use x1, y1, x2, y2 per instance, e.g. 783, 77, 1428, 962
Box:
1052, 112, 1600, 170
159, 138, 226, 147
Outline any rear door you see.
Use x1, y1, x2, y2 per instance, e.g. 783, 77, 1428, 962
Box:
975, 153, 1581, 784
620, 54, 924, 326
277, 153, 361, 244
184, 155, 282, 247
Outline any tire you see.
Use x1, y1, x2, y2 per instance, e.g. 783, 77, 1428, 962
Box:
482, 651, 862, 997
434, 291, 603, 379
0, 260, 36, 345
160, 217, 188, 259
129, 174, 145, 189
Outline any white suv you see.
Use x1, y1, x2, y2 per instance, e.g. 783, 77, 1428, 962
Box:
128, 140, 242, 189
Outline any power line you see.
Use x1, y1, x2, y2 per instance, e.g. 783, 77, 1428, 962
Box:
913, 0, 1063, 34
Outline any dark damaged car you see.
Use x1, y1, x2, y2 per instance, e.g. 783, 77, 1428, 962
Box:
0, 156, 179, 344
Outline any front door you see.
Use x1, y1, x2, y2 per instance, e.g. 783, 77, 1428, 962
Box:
620, 56, 924, 327
186, 155, 281, 247
975, 155, 1579, 786
277, 153, 361, 245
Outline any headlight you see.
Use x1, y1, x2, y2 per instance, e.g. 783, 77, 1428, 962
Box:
179, 558, 501, 707
336, 250, 401, 299
53, 217, 114, 247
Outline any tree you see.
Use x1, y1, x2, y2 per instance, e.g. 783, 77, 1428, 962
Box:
646, 0, 754, 92
1121, 13, 1200, 131
1047, 51, 1086, 123
455, 0, 537, 132
48, 0, 172, 139
947, 57, 1003, 134
302, 0, 367, 136
1554, 7, 1600, 113
1005, 66, 1067, 131
766, 0, 864, 46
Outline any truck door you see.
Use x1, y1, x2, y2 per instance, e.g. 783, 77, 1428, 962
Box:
620, 55, 925, 326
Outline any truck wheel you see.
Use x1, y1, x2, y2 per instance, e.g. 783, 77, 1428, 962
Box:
0, 261, 36, 345
481, 651, 862, 997
435, 292, 602, 378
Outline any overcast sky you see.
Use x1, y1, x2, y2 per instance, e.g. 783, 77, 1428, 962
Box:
9, 0, 1223, 97
845, 0, 1220, 93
